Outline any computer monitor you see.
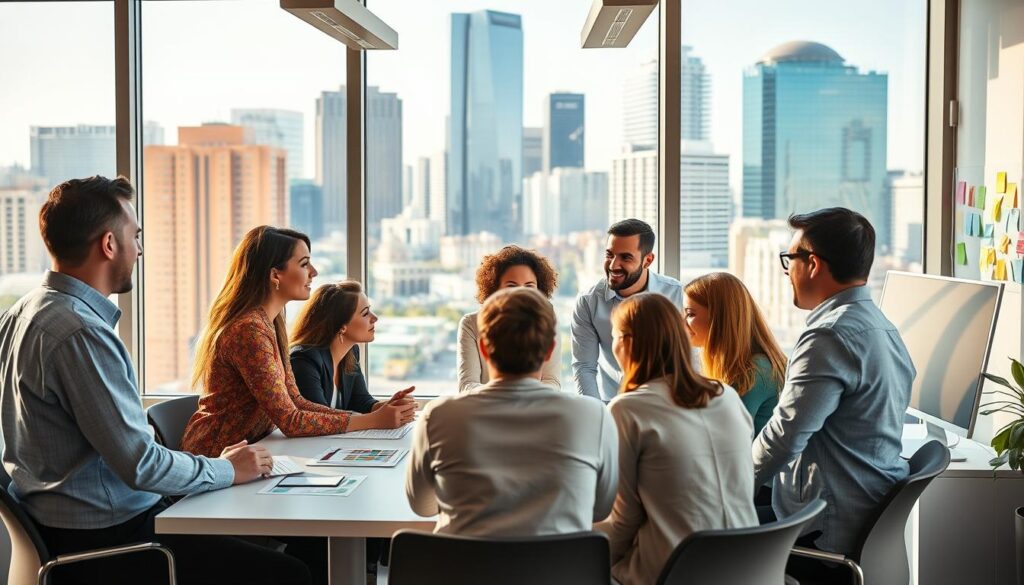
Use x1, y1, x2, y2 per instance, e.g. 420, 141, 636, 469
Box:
879, 271, 1003, 441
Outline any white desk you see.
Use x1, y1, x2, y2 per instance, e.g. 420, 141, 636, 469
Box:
155, 431, 435, 585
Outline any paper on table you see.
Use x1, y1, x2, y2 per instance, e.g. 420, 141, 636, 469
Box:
956, 242, 968, 265
997, 172, 1007, 193
999, 234, 1012, 254
995, 260, 1007, 281
956, 181, 966, 205
258, 475, 367, 497
308, 447, 409, 468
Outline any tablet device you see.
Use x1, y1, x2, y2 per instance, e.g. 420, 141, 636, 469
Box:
277, 475, 345, 488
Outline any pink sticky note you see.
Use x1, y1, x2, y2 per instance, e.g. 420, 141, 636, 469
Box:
956, 181, 966, 205
1018, 233, 1024, 255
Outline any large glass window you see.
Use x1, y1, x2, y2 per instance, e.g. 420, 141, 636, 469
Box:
677, 0, 928, 348
140, 0, 346, 393
0, 2, 115, 312
365, 1, 657, 396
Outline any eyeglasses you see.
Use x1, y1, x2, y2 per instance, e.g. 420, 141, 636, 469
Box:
779, 249, 829, 271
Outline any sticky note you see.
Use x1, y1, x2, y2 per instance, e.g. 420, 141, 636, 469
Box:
974, 213, 983, 236
995, 260, 1007, 281
1018, 234, 1024, 255
1006, 208, 1021, 233
956, 242, 968, 265
956, 181, 966, 204
969, 186, 976, 207
1013, 260, 1024, 284
1009, 183, 1019, 208
999, 234, 1012, 254
983, 236, 995, 248
981, 246, 996, 271
993, 195, 1004, 222
984, 223, 995, 238
997, 172, 1007, 193
977, 186, 987, 209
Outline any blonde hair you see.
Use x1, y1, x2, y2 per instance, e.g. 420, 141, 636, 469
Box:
192, 226, 310, 392
612, 292, 722, 408
478, 287, 556, 375
684, 272, 787, 396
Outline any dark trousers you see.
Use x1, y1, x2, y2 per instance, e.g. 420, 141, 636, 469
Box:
756, 505, 853, 584
35, 499, 319, 585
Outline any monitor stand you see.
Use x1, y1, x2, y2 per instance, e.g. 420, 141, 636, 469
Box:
901, 421, 967, 462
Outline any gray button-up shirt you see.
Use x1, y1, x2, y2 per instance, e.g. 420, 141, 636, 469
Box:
0, 272, 233, 530
753, 285, 915, 554
571, 271, 683, 401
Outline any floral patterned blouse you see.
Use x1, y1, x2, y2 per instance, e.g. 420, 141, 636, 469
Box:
181, 308, 351, 458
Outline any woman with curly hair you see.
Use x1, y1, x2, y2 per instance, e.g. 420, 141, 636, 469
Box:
457, 245, 560, 393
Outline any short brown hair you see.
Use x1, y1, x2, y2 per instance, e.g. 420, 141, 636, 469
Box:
477, 287, 556, 375
39, 175, 135, 265
474, 245, 558, 303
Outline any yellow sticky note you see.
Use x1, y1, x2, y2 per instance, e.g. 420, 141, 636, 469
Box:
981, 246, 995, 271
993, 195, 1005, 222
1009, 183, 1019, 208
997, 172, 1007, 193
995, 260, 1007, 281
999, 234, 1012, 254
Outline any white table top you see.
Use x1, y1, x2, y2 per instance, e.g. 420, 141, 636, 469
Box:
155, 430, 436, 538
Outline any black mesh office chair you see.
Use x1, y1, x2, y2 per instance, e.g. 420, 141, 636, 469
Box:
790, 440, 951, 585
656, 499, 825, 585
389, 530, 609, 585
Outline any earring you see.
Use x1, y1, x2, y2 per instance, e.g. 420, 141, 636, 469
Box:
274, 281, 280, 291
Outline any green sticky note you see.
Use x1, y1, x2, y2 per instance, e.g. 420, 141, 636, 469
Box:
956, 242, 967, 265
976, 185, 987, 210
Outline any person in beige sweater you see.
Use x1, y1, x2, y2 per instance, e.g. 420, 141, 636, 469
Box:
596, 292, 758, 585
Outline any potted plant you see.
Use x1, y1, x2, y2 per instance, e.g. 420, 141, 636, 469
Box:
981, 357, 1024, 585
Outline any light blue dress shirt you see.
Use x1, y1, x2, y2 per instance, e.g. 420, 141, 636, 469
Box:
0, 272, 233, 530
752, 286, 915, 554
571, 271, 683, 401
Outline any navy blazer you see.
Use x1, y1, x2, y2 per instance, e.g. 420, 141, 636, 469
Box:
289, 345, 378, 414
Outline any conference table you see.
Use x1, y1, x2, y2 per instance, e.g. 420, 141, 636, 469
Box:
155, 428, 435, 585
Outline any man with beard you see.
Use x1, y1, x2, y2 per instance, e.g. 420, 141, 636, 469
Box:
0, 176, 312, 584
571, 219, 682, 401
752, 207, 914, 580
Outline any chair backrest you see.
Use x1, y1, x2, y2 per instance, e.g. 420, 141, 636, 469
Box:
389, 530, 610, 585
0, 487, 50, 585
855, 440, 950, 585
146, 395, 200, 451
657, 499, 826, 585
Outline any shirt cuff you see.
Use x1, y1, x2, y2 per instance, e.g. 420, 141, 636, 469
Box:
208, 456, 236, 490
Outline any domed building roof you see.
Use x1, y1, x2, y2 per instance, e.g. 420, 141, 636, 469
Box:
759, 41, 844, 65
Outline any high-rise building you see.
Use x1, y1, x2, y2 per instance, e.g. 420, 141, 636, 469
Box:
889, 170, 923, 264
30, 125, 116, 188
523, 168, 607, 237
523, 127, 543, 178
610, 142, 731, 268
411, 157, 431, 219
142, 124, 287, 390
543, 93, 584, 171
402, 164, 414, 211
0, 188, 48, 275
429, 151, 447, 229
231, 108, 304, 181
290, 179, 324, 241
447, 10, 523, 240
742, 41, 889, 246
622, 47, 710, 150
317, 86, 403, 235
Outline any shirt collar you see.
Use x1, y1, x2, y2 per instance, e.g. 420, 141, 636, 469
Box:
806, 285, 871, 326
43, 271, 122, 327
603, 270, 658, 302
475, 376, 552, 394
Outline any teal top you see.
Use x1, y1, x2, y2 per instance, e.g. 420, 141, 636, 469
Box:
741, 354, 781, 437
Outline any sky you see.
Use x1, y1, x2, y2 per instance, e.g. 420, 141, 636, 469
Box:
0, 0, 927, 192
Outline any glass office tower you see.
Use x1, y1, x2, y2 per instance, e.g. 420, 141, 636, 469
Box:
743, 41, 890, 246
543, 92, 584, 171
447, 10, 523, 240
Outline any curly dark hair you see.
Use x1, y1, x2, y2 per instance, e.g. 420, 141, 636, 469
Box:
474, 245, 558, 303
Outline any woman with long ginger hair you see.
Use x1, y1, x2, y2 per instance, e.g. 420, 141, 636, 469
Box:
596, 293, 757, 585
181, 226, 414, 459
683, 272, 787, 436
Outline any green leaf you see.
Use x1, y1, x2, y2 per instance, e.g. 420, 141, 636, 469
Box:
1012, 358, 1024, 390
981, 406, 1024, 417
985, 389, 1024, 402
991, 452, 1010, 468
979, 400, 1024, 410
1011, 423, 1024, 449
1010, 449, 1020, 471
993, 425, 1013, 453
984, 373, 1015, 389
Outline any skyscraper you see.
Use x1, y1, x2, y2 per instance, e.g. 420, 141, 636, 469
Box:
143, 124, 287, 390
30, 125, 116, 188
0, 188, 47, 275
447, 10, 523, 240
543, 93, 584, 171
231, 108, 304, 181
522, 127, 543, 177
317, 86, 403, 235
622, 47, 710, 150
290, 179, 324, 241
742, 41, 889, 246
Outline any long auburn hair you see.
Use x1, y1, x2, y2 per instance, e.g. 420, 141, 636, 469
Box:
613, 292, 722, 408
291, 281, 363, 374
684, 272, 787, 396
192, 226, 311, 392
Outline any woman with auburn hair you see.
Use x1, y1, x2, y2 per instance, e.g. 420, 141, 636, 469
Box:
683, 272, 787, 436
181, 226, 415, 460
290, 281, 416, 420
457, 245, 561, 393
596, 292, 757, 585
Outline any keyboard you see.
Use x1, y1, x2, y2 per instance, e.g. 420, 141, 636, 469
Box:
331, 423, 414, 440
267, 456, 304, 477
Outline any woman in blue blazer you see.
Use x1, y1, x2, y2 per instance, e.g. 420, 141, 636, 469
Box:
290, 281, 415, 421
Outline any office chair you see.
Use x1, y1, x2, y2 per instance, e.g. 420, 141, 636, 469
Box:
389, 529, 609, 585
656, 499, 825, 585
147, 394, 200, 450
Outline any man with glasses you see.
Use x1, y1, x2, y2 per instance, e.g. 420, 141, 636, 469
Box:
752, 208, 915, 579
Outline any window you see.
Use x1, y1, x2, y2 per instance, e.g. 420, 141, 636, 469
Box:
365, 1, 657, 395
140, 0, 346, 393
0, 2, 114, 312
